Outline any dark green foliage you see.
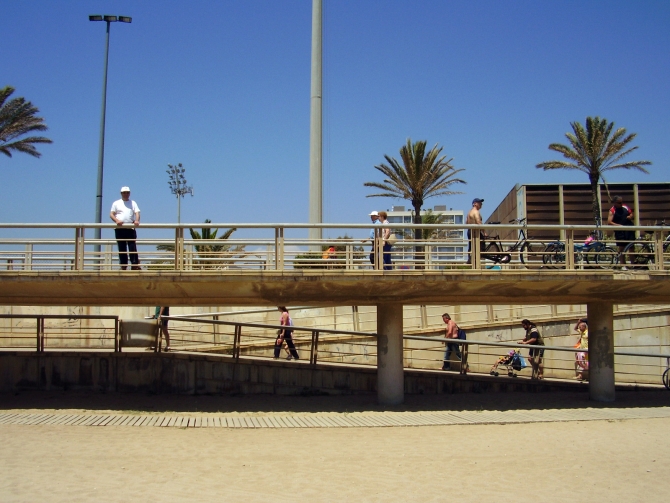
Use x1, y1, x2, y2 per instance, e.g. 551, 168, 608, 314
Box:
0, 86, 52, 158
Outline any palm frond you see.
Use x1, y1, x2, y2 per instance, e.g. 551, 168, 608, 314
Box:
537, 116, 652, 224
0, 86, 52, 159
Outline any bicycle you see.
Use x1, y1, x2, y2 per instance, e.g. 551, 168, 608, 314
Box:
542, 230, 618, 269
481, 218, 545, 267
620, 220, 669, 270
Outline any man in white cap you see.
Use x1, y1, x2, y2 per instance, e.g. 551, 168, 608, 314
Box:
368, 210, 380, 265
110, 186, 141, 270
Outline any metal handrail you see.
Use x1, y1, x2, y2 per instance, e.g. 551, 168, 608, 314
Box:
0, 222, 667, 272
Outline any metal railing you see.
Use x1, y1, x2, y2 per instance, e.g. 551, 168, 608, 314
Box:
1, 314, 667, 386
0, 222, 667, 272
0, 314, 119, 352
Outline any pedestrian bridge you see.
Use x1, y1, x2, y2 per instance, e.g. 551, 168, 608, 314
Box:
0, 221, 668, 306
1, 221, 668, 404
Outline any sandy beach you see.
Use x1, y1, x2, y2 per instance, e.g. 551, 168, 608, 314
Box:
1, 390, 669, 502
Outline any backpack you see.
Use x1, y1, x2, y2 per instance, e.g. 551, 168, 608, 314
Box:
457, 328, 467, 340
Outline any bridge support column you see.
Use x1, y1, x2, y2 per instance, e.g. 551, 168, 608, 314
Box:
587, 302, 615, 402
377, 303, 404, 405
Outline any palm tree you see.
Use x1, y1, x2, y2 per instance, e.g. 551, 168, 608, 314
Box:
536, 117, 651, 225
154, 219, 246, 270
364, 139, 465, 239
365, 139, 465, 266
0, 86, 53, 158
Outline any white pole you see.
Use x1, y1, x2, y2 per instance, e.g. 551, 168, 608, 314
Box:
308, 0, 323, 249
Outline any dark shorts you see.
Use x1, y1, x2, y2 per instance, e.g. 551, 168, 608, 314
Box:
529, 347, 544, 359
614, 230, 635, 248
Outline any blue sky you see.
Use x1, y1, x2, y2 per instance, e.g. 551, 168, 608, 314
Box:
3, 0, 669, 236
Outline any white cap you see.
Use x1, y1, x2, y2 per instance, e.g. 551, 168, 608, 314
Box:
120, 186, 130, 192
369, 211, 379, 216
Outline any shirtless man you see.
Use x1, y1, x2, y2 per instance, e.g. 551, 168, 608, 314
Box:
441, 313, 462, 371
466, 198, 484, 264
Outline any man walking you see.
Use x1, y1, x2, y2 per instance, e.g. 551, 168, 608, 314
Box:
110, 186, 141, 270
466, 198, 485, 264
441, 313, 462, 371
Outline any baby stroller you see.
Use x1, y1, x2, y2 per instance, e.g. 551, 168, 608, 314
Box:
490, 350, 527, 377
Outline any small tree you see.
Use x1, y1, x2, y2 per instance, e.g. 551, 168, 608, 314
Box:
536, 117, 651, 225
0, 86, 52, 158
153, 219, 246, 270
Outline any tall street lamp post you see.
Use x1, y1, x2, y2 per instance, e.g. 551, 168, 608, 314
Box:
166, 163, 193, 224
89, 14, 132, 256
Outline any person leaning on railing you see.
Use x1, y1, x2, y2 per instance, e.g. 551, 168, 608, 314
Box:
517, 319, 544, 379
109, 186, 141, 270
466, 198, 486, 264
573, 318, 588, 381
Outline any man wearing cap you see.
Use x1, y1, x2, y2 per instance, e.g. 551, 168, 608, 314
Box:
466, 198, 485, 264
368, 210, 380, 265
110, 186, 141, 270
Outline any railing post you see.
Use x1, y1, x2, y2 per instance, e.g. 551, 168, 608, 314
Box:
24, 244, 33, 271
460, 342, 469, 375
375, 229, 383, 270
213, 314, 220, 344
104, 243, 113, 270
36, 316, 44, 352
346, 244, 353, 270
114, 317, 120, 352
274, 227, 284, 270
233, 324, 241, 360
174, 227, 184, 270
472, 231, 480, 269
565, 229, 575, 271
310, 330, 319, 365
74, 227, 85, 270
654, 231, 664, 270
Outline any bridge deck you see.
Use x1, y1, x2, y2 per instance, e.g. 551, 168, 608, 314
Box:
1, 269, 668, 305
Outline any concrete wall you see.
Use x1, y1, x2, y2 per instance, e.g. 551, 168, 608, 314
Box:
0, 352, 586, 396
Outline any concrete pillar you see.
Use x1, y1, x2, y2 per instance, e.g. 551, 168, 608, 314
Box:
377, 303, 404, 405
587, 302, 615, 402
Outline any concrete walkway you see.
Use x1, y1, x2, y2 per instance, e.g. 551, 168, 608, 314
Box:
2, 406, 669, 428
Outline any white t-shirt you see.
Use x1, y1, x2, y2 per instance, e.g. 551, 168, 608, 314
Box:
111, 199, 140, 224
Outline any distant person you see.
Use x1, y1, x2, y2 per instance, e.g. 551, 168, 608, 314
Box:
441, 313, 462, 371
110, 186, 141, 270
322, 245, 337, 269
378, 211, 393, 270
274, 306, 299, 360
153, 306, 171, 352
368, 210, 380, 266
466, 198, 485, 264
573, 318, 588, 381
518, 319, 544, 379
607, 195, 635, 269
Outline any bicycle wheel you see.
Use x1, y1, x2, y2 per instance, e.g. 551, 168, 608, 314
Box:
595, 246, 618, 268
621, 241, 653, 269
520, 241, 545, 268
543, 242, 564, 268
484, 242, 502, 263
663, 368, 670, 390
